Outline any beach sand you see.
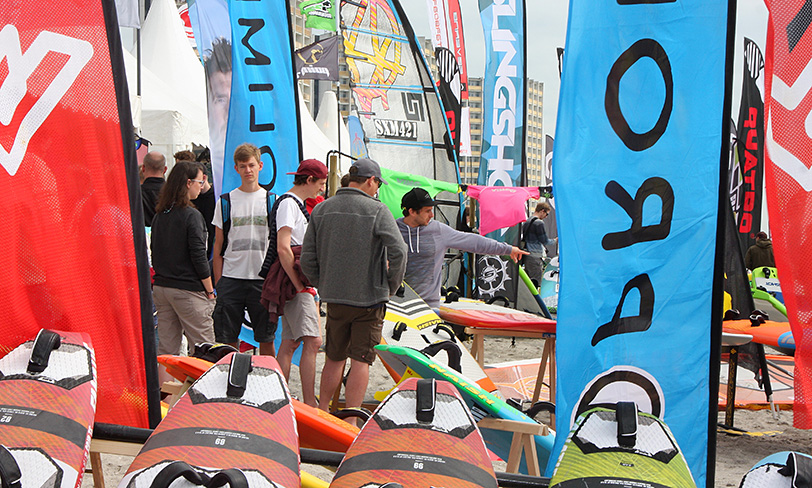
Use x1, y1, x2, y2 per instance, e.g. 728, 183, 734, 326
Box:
84, 336, 811, 487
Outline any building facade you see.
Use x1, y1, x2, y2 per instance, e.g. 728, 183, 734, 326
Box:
460, 77, 545, 188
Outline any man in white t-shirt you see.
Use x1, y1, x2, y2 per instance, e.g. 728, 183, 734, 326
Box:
212, 143, 275, 355
271, 159, 327, 407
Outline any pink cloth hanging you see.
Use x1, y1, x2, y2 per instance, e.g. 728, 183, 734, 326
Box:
466, 185, 541, 235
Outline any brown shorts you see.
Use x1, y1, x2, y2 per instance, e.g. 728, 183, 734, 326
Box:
324, 303, 386, 365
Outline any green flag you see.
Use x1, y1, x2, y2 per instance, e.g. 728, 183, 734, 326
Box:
299, 0, 337, 31
379, 168, 459, 218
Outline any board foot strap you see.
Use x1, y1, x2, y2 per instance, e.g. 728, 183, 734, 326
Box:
779, 452, 812, 487
27, 329, 61, 374
416, 378, 436, 423
419, 341, 462, 373
616, 401, 638, 448
227, 353, 253, 398
151, 461, 248, 488
0, 446, 21, 488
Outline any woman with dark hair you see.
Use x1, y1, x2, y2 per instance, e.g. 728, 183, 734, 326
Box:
151, 161, 216, 364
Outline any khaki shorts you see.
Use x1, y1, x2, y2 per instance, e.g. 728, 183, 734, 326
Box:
280, 292, 321, 341
154, 286, 215, 356
324, 303, 386, 365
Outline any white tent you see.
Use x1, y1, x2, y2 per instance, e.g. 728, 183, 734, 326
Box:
315, 91, 352, 174
122, 50, 207, 163
299, 93, 340, 167
127, 0, 208, 161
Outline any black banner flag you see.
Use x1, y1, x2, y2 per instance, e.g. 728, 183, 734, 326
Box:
294, 34, 340, 81
435, 47, 462, 156
734, 38, 765, 254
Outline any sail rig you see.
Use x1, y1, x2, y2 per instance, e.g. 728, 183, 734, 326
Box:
340, 0, 461, 221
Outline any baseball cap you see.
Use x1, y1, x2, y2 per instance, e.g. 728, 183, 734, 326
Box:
349, 158, 387, 184
401, 188, 438, 210
287, 158, 328, 179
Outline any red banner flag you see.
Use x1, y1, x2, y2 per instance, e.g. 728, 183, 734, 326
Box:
764, 0, 812, 428
0, 0, 158, 427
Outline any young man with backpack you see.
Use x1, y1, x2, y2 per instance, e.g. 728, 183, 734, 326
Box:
522, 202, 557, 286
212, 143, 275, 355
259, 159, 327, 407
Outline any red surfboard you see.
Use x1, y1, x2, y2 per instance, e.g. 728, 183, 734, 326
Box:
123, 353, 299, 488
329, 377, 497, 488
0, 329, 96, 488
439, 298, 556, 334
158, 354, 360, 453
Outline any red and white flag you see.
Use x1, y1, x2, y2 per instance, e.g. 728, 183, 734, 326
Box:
178, 3, 196, 49
764, 0, 812, 428
0, 0, 159, 428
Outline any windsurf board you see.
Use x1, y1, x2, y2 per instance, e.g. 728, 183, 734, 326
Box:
329, 377, 498, 488
739, 451, 812, 487
0, 329, 97, 488
121, 352, 300, 488
157, 354, 359, 453
722, 319, 794, 351
438, 298, 556, 334
549, 403, 696, 488
374, 344, 555, 475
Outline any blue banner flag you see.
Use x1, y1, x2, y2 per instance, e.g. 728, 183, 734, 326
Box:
477, 0, 525, 190
551, 1, 730, 485
223, 1, 301, 194
474, 0, 526, 305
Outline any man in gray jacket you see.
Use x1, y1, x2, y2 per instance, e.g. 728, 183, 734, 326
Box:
301, 158, 407, 422
397, 187, 527, 308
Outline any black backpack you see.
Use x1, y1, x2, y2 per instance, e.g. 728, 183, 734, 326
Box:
519, 216, 538, 250
258, 194, 310, 278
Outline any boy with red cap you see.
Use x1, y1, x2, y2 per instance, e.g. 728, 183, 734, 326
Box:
260, 159, 328, 407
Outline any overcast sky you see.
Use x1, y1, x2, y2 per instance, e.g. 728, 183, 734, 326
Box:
400, 0, 770, 137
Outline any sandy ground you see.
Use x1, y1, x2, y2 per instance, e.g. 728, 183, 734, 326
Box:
83, 336, 812, 487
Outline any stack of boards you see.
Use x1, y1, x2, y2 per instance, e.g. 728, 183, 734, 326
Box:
121, 353, 301, 488
376, 344, 555, 475
0, 329, 96, 488
380, 284, 499, 395
330, 377, 498, 488
376, 284, 556, 475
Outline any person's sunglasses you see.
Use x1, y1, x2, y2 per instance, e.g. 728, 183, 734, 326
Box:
374, 177, 383, 186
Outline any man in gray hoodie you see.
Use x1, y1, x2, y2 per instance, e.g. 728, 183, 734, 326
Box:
301, 158, 407, 422
396, 188, 527, 308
